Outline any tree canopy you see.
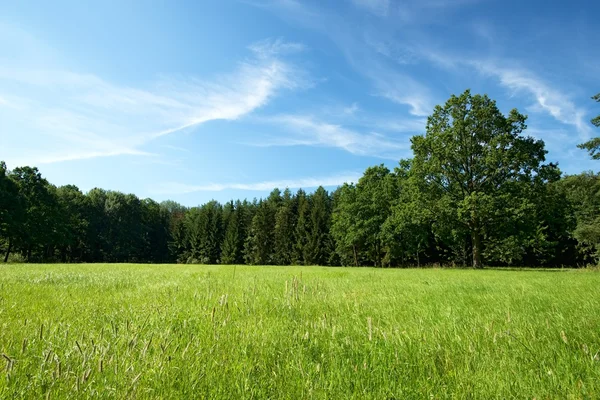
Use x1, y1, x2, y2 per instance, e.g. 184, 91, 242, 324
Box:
1, 90, 598, 268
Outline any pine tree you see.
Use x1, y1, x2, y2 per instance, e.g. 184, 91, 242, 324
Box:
199, 201, 223, 264
305, 186, 332, 265
274, 188, 295, 265
244, 200, 275, 265
221, 202, 240, 264
293, 189, 310, 265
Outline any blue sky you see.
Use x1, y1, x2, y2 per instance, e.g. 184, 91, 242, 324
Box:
1, 0, 598, 206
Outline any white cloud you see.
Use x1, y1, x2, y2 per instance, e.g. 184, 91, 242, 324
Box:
34, 149, 154, 165
472, 62, 591, 140
153, 172, 362, 194
0, 37, 308, 167
256, 0, 593, 151
255, 114, 409, 159
255, 1, 436, 117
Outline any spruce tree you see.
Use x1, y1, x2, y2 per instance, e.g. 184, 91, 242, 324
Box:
293, 189, 310, 265
305, 186, 331, 265
274, 188, 295, 265
221, 203, 240, 264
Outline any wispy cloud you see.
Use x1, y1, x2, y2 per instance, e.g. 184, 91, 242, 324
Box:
362, 32, 592, 139
248, 37, 307, 58
0, 34, 309, 167
254, 0, 593, 147
372, 74, 434, 117
253, 114, 409, 159
472, 61, 591, 140
363, 34, 420, 65
351, 0, 390, 17
250, 1, 437, 118
153, 172, 362, 194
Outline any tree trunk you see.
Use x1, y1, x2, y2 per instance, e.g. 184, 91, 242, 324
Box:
353, 244, 358, 267
3, 239, 12, 263
472, 230, 483, 269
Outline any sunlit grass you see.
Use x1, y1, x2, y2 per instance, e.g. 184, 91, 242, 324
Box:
1, 264, 599, 398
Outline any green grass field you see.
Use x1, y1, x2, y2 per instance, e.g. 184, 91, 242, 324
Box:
0, 264, 599, 399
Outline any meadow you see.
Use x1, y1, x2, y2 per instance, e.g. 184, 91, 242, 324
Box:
0, 264, 599, 399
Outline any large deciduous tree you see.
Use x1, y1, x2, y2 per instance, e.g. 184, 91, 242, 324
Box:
411, 89, 549, 268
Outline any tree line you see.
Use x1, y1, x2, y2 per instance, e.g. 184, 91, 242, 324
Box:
1, 90, 599, 267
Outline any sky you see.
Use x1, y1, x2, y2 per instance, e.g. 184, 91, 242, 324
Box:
1, 0, 599, 206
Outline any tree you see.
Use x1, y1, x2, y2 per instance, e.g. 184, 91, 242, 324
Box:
85, 188, 110, 262
355, 166, 397, 267
274, 189, 295, 265
305, 187, 332, 266
383, 160, 432, 267
103, 192, 144, 262
245, 190, 281, 265
221, 201, 243, 264
577, 93, 600, 159
411, 89, 549, 268
161, 200, 188, 263
0, 162, 25, 262
558, 172, 600, 264
141, 199, 170, 263
9, 166, 61, 262
331, 166, 397, 267
331, 184, 361, 266
169, 215, 188, 263
523, 166, 574, 266
184, 201, 223, 264
245, 200, 276, 265
55, 185, 90, 262
293, 189, 310, 265
201, 201, 224, 264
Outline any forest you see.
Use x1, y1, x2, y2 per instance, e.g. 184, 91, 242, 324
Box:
1, 90, 599, 268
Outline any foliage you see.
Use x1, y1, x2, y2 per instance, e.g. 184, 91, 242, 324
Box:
1, 90, 599, 267
410, 89, 551, 268
557, 172, 600, 264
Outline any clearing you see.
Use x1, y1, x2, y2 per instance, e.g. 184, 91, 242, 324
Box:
0, 264, 599, 398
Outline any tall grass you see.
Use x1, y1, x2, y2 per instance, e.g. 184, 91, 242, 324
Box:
0, 264, 599, 398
